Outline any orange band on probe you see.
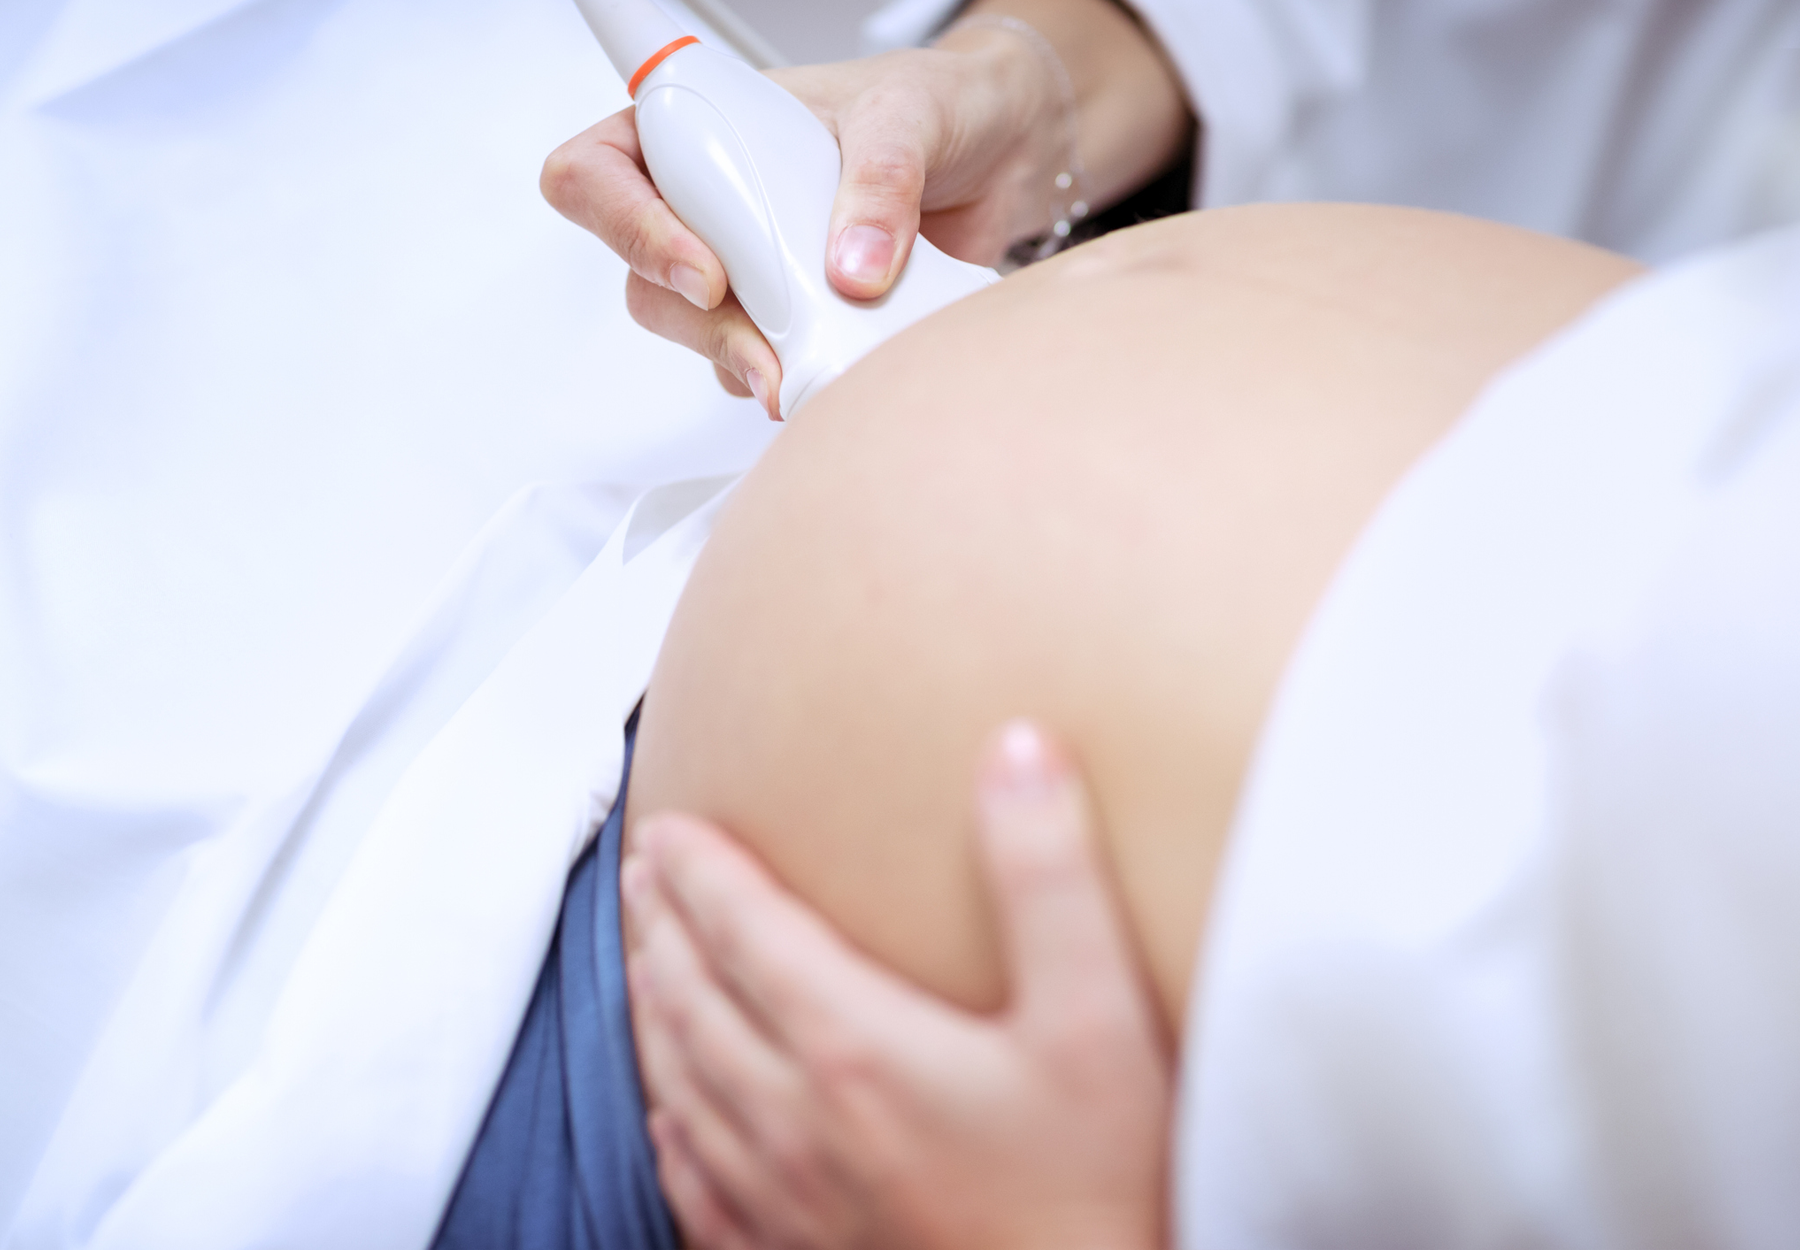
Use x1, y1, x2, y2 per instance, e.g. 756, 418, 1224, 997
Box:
628, 36, 699, 97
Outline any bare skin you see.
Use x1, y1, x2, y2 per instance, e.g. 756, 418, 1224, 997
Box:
625, 203, 1642, 1030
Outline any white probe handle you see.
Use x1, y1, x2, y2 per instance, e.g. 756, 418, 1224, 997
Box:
632, 42, 999, 415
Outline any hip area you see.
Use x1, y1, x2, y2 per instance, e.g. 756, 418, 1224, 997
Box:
624, 204, 1642, 1028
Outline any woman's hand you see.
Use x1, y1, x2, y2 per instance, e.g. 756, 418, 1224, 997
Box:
621, 720, 1174, 1250
539, 0, 1191, 420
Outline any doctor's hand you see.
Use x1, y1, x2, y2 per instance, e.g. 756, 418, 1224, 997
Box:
539, 0, 1188, 420
621, 720, 1174, 1250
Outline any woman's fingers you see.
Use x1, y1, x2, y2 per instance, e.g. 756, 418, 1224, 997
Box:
626, 854, 800, 1138
625, 725, 1172, 1250
628, 829, 879, 1249
633, 1009, 767, 1244
624, 274, 782, 419
974, 721, 1161, 1044
631, 813, 923, 1057
628, 870, 796, 1234
541, 108, 728, 311
649, 1112, 760, 1250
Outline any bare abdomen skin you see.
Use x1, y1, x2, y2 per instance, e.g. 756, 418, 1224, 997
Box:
627, 205, 1641, 1026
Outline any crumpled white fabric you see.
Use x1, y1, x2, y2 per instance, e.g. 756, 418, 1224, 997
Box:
1178, 225, 1800, 1247
15, 475, 737, 1250
0, 0, 774, 1242
1125, 0, 1800, 262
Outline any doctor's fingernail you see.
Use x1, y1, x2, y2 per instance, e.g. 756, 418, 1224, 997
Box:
669, 264, 710, 309
833, 225, 894, 285
745, 368, 772, 415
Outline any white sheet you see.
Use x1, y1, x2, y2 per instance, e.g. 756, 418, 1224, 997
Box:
1178, 226, 1800, 1246
0, 0, 775, 1240
14, 476, 735, 1250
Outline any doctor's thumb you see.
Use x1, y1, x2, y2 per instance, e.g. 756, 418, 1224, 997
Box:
826, 111, 928, 301
974, 720, 1149, 1029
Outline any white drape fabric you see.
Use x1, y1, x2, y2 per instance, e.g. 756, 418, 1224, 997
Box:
0, 0, 773, 1243
1178, 225, 1800, 1248
1125, 0, 1800, 261
14, 478, 735, 1250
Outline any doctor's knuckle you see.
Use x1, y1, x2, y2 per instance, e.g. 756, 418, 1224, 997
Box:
853, 81, 929, 133
615, 208, 669, 272
624, 274, 663, 331
539, 142, 601, 216
844, 142, 925, 207
702, 316, 750, 373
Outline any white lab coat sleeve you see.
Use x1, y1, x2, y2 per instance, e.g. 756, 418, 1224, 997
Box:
1175, 225, 1800, 1246
1123, 0, 1370, 208
1121, 0, 1800, 261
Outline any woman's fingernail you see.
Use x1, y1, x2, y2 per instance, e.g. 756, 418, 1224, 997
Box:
646, 1109, 670, 1145
832, 225, 895, 285
626, 951, 653, 1002
985, 719, 1059, 801
745, 367, 772, 415
621, 854, 653, 913
669, 263, 709, 309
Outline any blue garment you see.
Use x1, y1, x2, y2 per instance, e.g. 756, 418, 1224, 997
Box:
433, 716, 677, 1250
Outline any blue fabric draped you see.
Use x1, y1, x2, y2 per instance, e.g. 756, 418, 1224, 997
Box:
433, 715, 677, 1250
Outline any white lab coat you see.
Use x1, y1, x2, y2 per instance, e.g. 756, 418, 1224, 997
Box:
1128, 0, 1800, 260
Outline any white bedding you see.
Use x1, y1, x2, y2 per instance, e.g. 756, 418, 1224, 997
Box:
0, 0, 773, 1242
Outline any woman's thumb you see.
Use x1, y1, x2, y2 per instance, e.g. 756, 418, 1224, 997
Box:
974, 721, 1145, 1027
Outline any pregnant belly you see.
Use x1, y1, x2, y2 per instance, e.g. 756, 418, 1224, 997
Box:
624, 205, 1640, 1024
